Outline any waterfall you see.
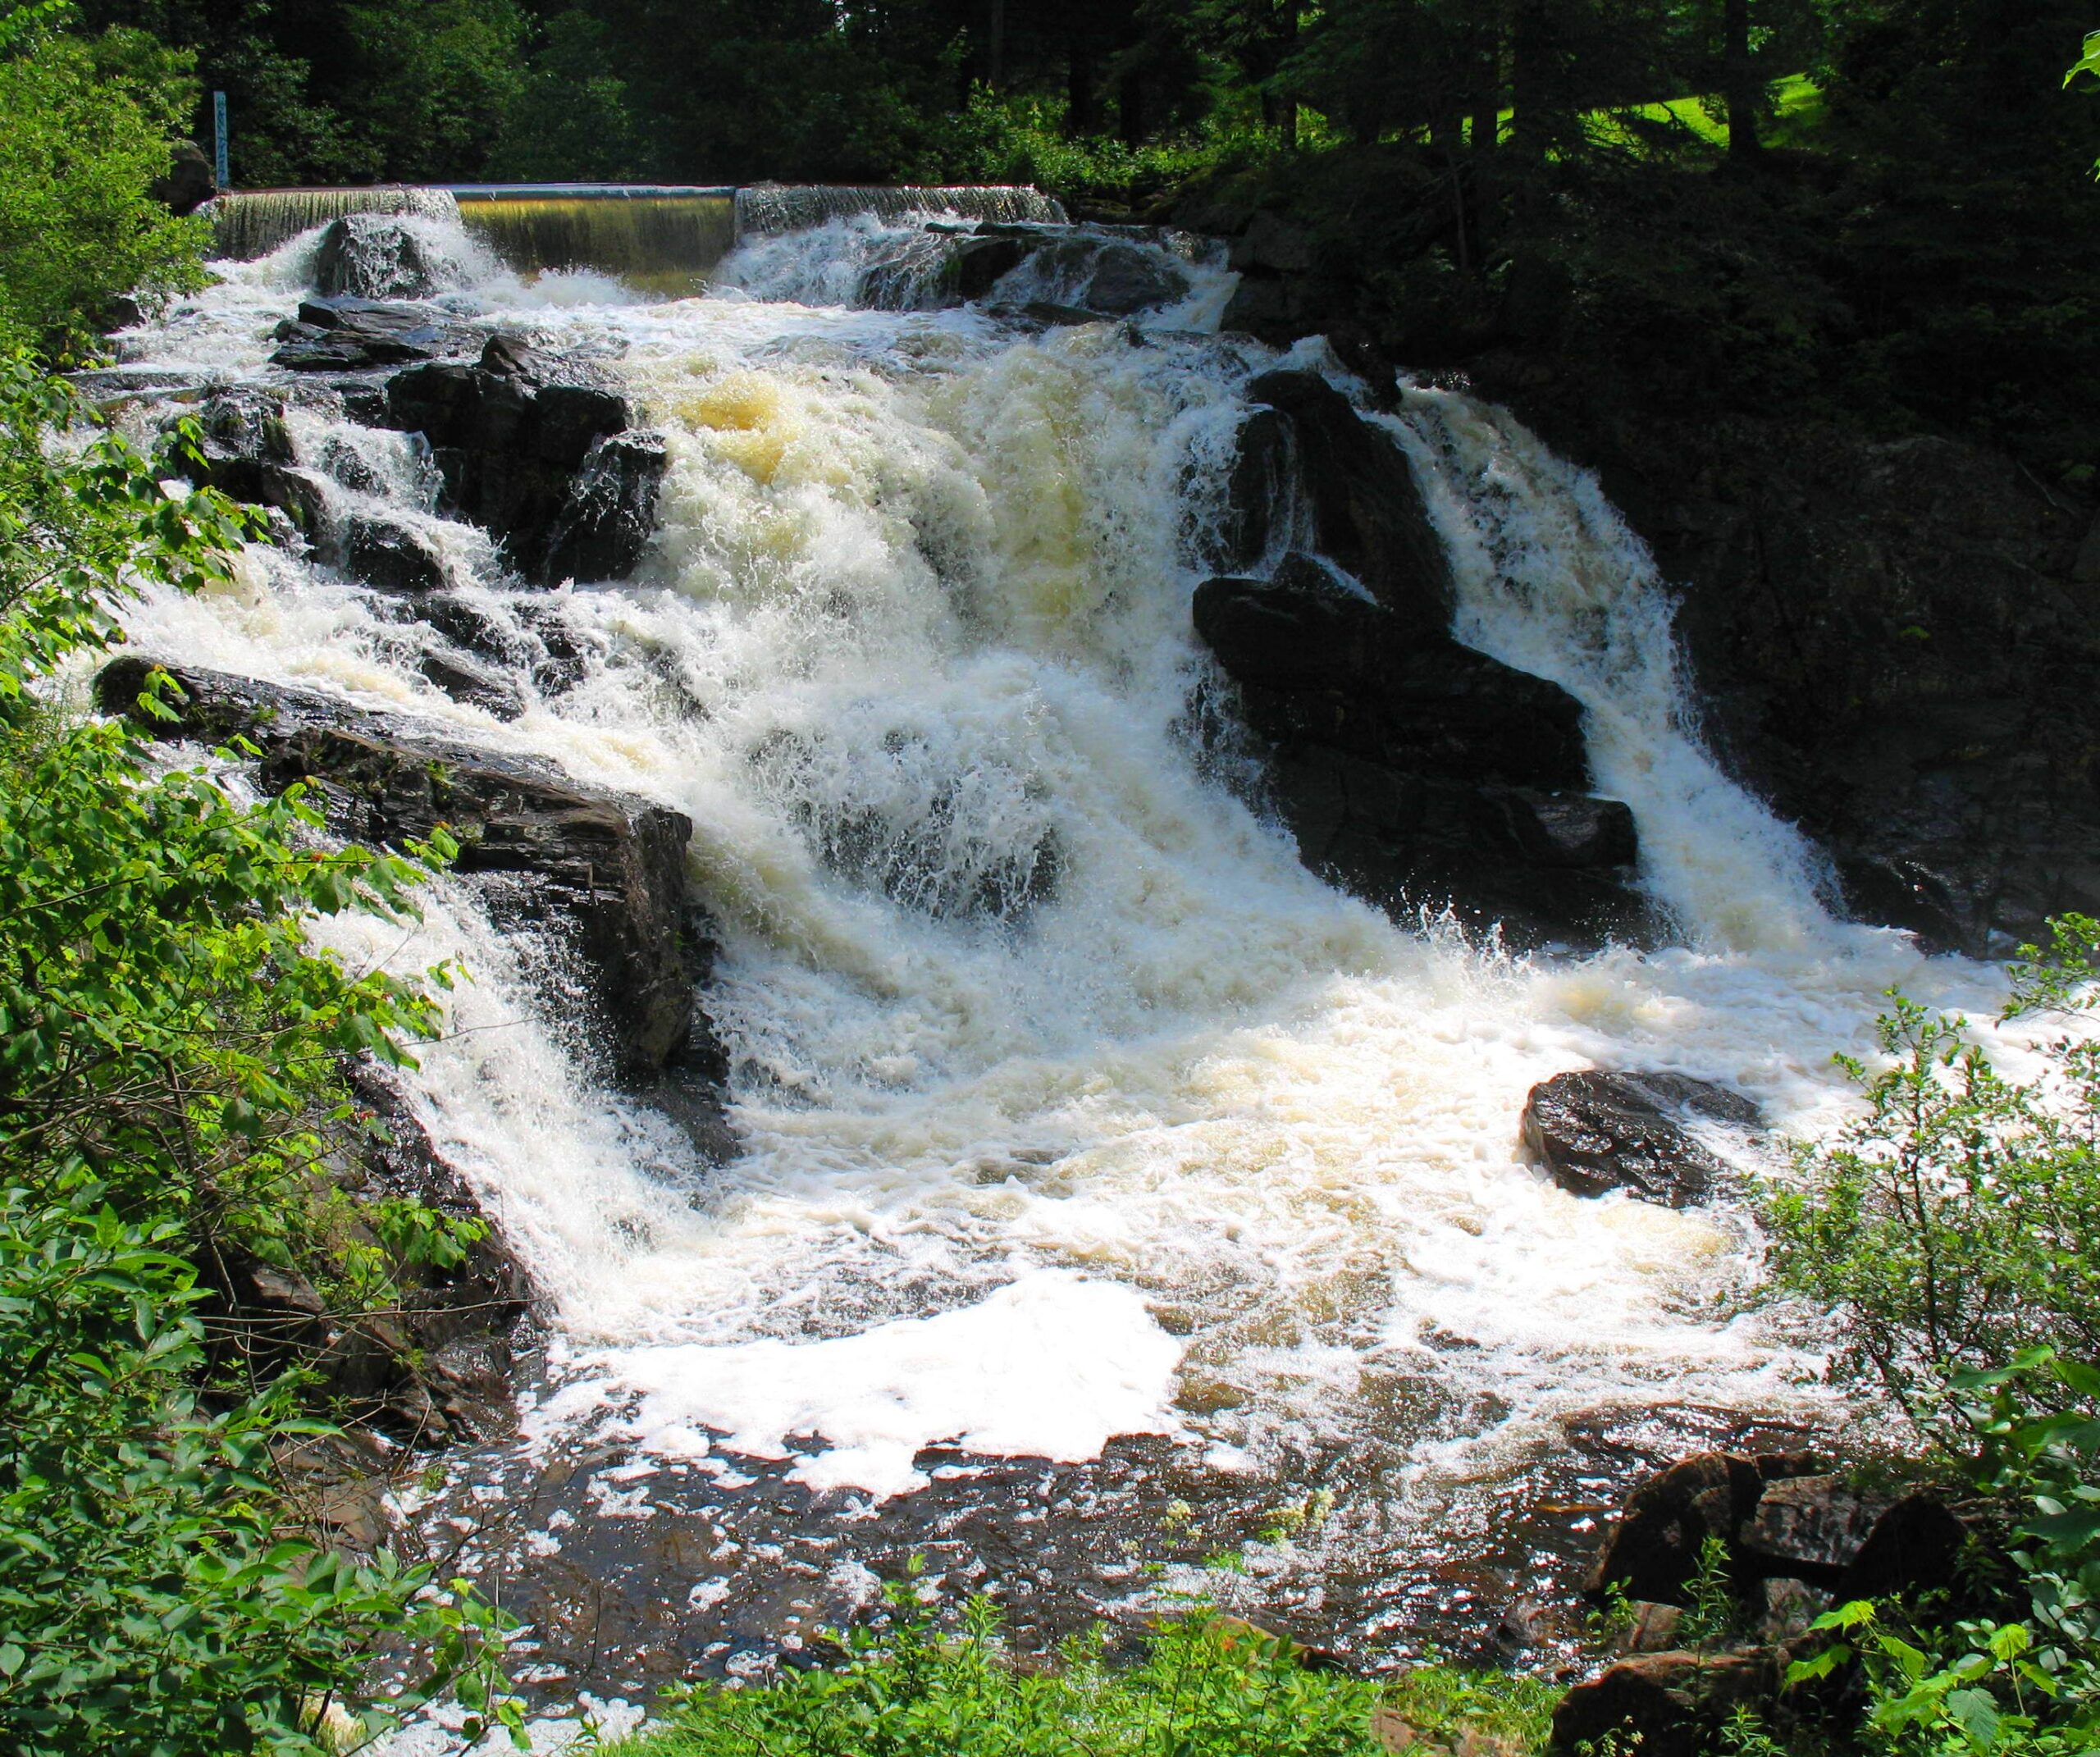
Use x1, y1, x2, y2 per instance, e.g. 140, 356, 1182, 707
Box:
452, 187, 737, 293
103, 212, 2018, 1682
209, 185, 460, 260
733, 183, 1066, 237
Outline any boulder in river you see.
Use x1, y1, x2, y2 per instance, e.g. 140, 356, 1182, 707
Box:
161, 386, 295, 503
96, 656, 718, 1088
1236, 369, 1451, 629
315, 214, 441, 301
272, 297, 475, 371
1521, 1070, 1760, 1206
384, 335, 655, 585
1194, 549, 1645, 944
541, 431, 669, 584
340, 513, 449, 596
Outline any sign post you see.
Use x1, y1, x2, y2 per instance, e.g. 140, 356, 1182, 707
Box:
212, 91, 229, 190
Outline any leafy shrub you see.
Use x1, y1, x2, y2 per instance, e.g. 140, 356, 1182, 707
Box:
613, 1574, 1554, 1757
1759, 919, 2100, 1437
1777, 1351, 2100, 1756
0, 8, 208, 354
0, 354, 517, 1751
914, 84, 1282, 211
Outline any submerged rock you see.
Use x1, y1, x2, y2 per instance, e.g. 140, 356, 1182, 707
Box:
314, 213, 441, 301
96, 656, 718, 1086
1521, 1070, 1760, 1206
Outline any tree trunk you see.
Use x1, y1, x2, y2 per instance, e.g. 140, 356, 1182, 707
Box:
1723, 0, 1761, 158
988, 0, 1006, 90
1119, 69, 1146, 145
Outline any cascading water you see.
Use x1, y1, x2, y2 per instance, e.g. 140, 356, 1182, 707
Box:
97, 207, 2024, 1708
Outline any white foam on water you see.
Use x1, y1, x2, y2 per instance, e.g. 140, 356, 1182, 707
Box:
539, 1270, 1184, 1498
103, 215, 2027, 1534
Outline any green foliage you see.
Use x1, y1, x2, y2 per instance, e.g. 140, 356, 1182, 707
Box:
1774, 1353, 2100, 1755
613, 1577, 1553, 1757
915, 84, 1281, 208
1758, 920, 2100, 1438
0, 354, 519, 1751
0, 11, 207, 355
488, 7, 645, 181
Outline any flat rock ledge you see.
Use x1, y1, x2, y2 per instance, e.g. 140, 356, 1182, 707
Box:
96, 655, 724, 1094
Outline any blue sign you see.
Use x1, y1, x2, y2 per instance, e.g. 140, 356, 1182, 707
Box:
212, 91, 229, 189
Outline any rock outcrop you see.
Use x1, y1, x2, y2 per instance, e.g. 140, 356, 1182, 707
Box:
384, 335, 664, 584
1520, 1070, 1760, 1206
95, 656, 719, 1089
1194, 383, 1648, 944
272, 296, 477, 372
1550, 1649, 1783, 1757
150, 141, 216, 217
314, 213, 441, 301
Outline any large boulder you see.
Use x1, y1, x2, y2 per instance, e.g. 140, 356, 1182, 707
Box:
272, 297, 475, 372
1194, 551, 1645, 944
383, 335, 655, 585
150, 141, 216, 217
95, 657, 714, 1086
1521, 1070, 1760, 1206
1550, 1650, 1783, 1757
541, 431, 669, 584
1236, 370, 1451, 629
315, 214, 441, 301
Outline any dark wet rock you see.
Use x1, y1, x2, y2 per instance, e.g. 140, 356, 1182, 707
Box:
420, 593, 521, 664
1195, 559, 1589, 785
151, 140, 216, 216
272, 297, 474, 371
1194, 551, 1643, 943
1756, 1577, 1831, 1643
340, 514, 448, 595
383, 339, 637, 583
96, 657, 718, 1088
162, 387, 294, 502
1830, 1495, 1988, 1609
1583, 1451, 1771, 1604
951, 235, 1034, 299
1217, 404, 1290, 572
1522, 1070, 1760, 1206
1738, 1475, 1892, 1586
315, 213, 440, 301
542, 431, 668, 584
1239, 369, 1450, 629
1071, 240, 1190, 314
258, 463, 330, 541
1550, 1650, 1782, 1757
418, 648, 527, 720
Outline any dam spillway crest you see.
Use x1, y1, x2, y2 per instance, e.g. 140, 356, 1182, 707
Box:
89, 184, 2011, 1715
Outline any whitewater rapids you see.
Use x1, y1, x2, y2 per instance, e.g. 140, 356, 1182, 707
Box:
103, 212, 2021, 1650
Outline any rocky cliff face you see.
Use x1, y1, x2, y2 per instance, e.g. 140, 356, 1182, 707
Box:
1489, 391, 2100, 956
1198, 190, 2100, 956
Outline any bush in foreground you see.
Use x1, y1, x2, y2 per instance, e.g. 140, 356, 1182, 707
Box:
612, 1586, 1555, 1757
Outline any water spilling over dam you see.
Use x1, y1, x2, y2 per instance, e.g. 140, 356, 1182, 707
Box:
93, 192, 2020, 1714
209, 182, 1066, 294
